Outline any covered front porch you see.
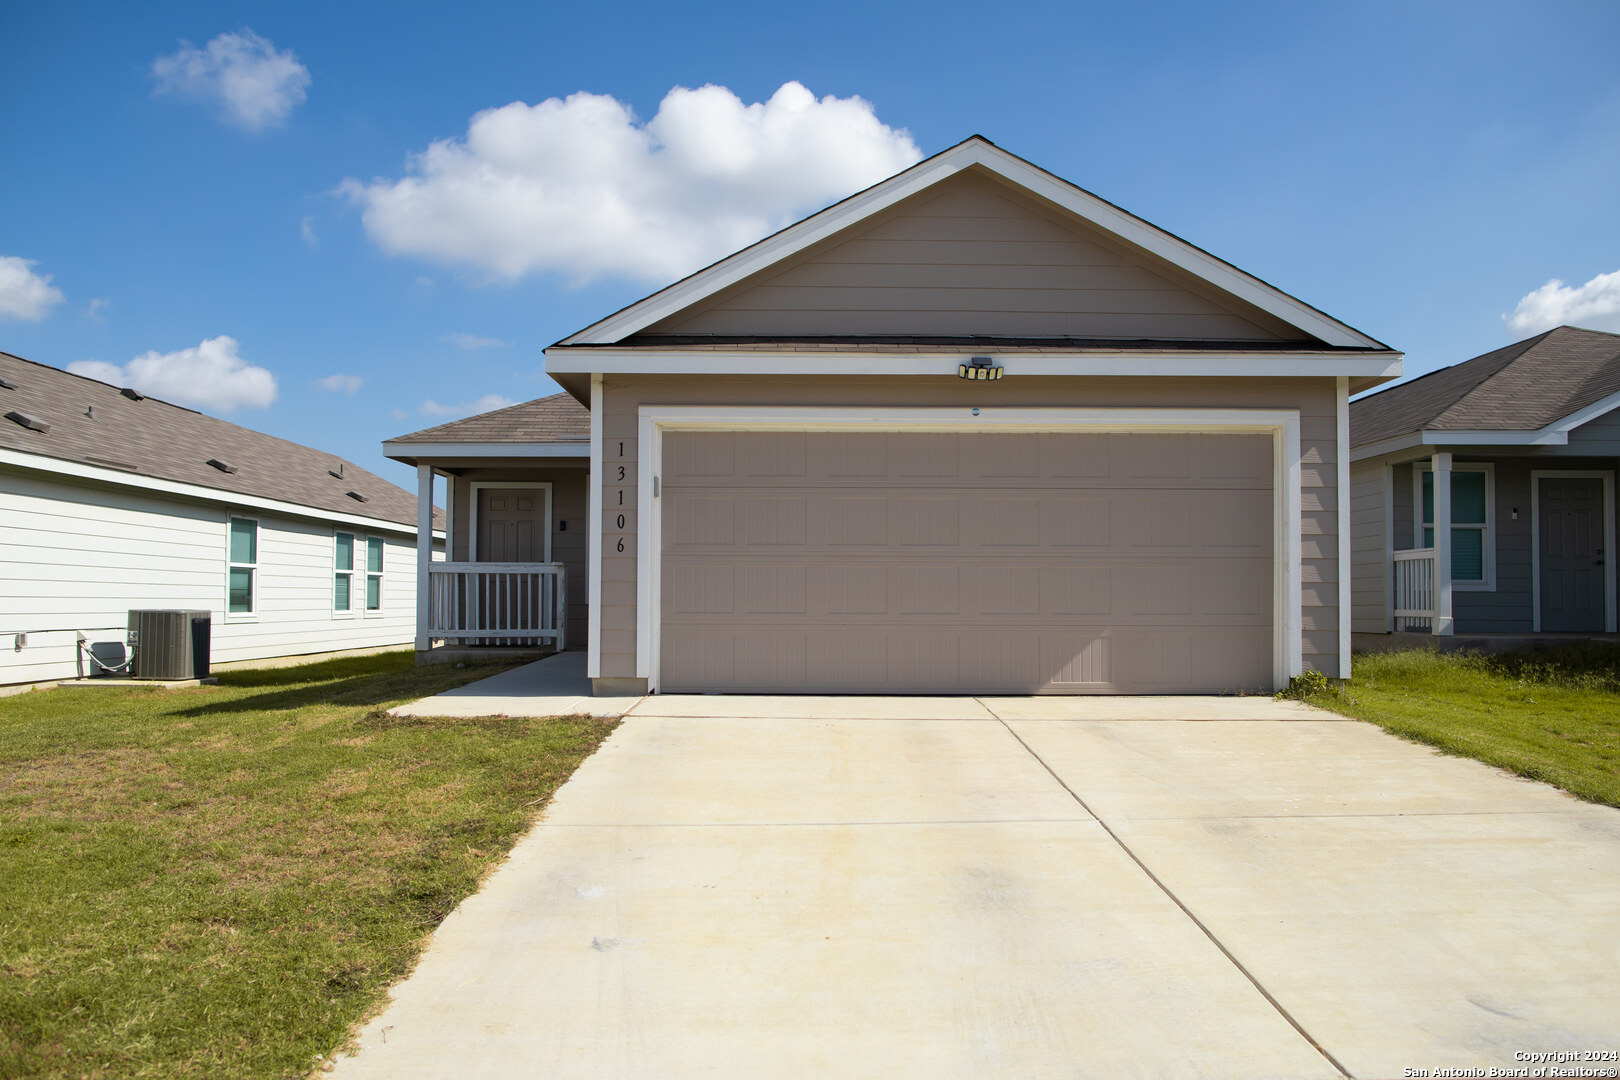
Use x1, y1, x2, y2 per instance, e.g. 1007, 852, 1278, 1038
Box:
1355, 448, 1618, 640
383, 394, 592, 664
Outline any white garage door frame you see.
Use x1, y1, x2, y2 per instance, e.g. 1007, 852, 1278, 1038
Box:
636, 405, 1303, 694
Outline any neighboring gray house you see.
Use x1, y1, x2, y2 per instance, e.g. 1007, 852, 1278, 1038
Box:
1, 351, 443, 688
390, 135, 1403, 695
1350, 326, 1619, 640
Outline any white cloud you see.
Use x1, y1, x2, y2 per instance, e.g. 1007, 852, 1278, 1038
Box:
68, 335, 277, 412
0, 256, 66, 321
391, 408, 409, 420
1506, 269, 1620, 335
301, 216, 319, 249
316, 373, 362, 394
341, 81, 921, 284
419, 393, 515, 418
441, 332, 507, 349
83, 297, 110, 323
152, 30, 310, 130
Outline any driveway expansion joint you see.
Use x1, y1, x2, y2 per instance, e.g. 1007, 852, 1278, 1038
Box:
993, 714, 1354, 1080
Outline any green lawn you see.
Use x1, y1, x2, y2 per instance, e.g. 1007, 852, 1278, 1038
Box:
0, 652, 616, 1079
1297, 644, 1620, 807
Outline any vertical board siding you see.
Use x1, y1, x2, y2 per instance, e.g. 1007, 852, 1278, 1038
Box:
1, 469, 420, 686
1350, 463, 1388, 632
645, 172, 1302, 343
597, 374, 1339, 684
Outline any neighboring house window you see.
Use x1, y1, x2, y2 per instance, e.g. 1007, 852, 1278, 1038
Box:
334, 531, 355, 613
365, 537, 384, 613
1417, 464, 1495, 589
228, 517, 258, 615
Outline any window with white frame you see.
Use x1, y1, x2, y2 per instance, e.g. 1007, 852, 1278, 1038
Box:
364, 536, 384, 613
1417, 463, 1495, 588
334, 531, 355, 614
228, 517, 258, 615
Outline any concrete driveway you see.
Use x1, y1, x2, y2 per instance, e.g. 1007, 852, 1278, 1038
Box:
334, 695, 1620, 1079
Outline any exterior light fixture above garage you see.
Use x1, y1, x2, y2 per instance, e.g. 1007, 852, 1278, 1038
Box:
957, 357, 1004, 381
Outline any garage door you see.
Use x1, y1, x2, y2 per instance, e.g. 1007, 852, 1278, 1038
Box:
659, 431, 1274, 694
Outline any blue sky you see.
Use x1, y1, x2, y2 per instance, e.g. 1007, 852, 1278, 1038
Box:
3, 0, 1618, 490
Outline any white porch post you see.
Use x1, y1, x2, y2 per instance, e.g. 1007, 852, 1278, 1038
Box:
416, 464, 433, 652
1432, 451, 1454, 636
443, 475, 455, 562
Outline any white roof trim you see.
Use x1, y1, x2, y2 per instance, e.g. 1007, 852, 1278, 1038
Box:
1349, 387, 1620, 462
1, 446, 438, 537
1548, 386, 1620, 434
545, 347, 1400, 380
383, 440, 589, 461
558, 137, 1386, 351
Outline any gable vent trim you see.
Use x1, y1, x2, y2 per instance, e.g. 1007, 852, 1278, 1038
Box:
5, 411, 49, 433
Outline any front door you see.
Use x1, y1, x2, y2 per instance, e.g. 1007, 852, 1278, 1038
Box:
477, 488, 547, 562
1538, 477, 1605, 632
474, 488, 548, 643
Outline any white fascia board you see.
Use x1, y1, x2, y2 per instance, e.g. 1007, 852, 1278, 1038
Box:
640, 404, 1300, 433
0, 447, 434, 538
545, 348, 1403, 380
382, 440, 590, 461
1549, 387, 1620, 434
1350, 427, 1570, 461
559, 138, 1385, 350
1428, 429, 1569, 446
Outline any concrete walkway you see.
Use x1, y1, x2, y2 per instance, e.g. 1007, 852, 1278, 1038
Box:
389, 651, 642, 719
338, 696, 1620, 1079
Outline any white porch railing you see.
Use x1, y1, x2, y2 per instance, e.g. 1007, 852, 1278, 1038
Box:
1392, 547, 1436, 632
427, 562, 566, 649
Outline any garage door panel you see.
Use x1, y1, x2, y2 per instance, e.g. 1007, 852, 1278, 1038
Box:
964, 634, 1045, 686
978, 498, 1041, 546
807, 632, 887, 687
744, 497, 807, 545
671, 496, 734, 546
741, 431, 807, 477
895, 497, 960, 545
667, 431, 735, 477
661, 431, 1275, 694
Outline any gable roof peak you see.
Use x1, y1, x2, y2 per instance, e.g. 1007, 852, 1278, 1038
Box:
551, 136, 1390, 353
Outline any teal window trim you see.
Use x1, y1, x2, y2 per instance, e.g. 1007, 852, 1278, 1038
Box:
334, 531, 355, 615
227, 516, 258, 617
364, 537, 384, 614
1415, 463, 1496, 590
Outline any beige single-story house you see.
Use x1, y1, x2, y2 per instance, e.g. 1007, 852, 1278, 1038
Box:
386, 136, 1402, 695
1349, 325, 1620, 642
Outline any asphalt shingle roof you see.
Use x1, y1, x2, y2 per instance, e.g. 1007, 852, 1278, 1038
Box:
1350, 326, 1620, 448
0, 351, 438, 530
386, 392, 589, 444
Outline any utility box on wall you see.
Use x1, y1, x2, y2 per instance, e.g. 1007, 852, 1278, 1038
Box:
128, 610, 211, 680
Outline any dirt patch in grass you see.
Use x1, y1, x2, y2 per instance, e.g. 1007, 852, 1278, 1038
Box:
0, 652, 617, 1079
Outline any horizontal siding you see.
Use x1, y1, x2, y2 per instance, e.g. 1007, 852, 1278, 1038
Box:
1, 469, 418, 686
1349, 463, 1388, 632
648, 173, 1298, 342
599, 374, 1341, 685
1563, 410, 1620, 455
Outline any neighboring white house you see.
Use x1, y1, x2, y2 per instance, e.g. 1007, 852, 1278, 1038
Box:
1, 350, 442, 687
